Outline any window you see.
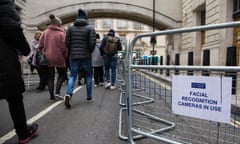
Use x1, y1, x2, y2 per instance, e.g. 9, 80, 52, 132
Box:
233, 0, 240, 17
133, 22, 142, 30
200, 7, 206, 45
117, 20, 126, 29
103, 19, 112, 29
88, 20, 95, 28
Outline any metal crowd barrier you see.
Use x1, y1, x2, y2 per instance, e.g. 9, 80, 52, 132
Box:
124, 22, 240, 144
20, 60, 40, 89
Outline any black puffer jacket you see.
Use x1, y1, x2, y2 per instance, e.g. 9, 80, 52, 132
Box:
65, 18, 96, 60
0, 0, 30, 99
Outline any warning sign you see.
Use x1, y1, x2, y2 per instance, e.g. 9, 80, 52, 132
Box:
172, 75, 232, 123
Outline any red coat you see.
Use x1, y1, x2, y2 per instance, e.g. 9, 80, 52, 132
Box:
39, 25, 67, 67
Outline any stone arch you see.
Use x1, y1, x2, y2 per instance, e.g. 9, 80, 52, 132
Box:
26, 1, 181, 30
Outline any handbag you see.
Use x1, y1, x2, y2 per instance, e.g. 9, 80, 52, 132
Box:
27, 54, 33, 65
36, 51, 48, 66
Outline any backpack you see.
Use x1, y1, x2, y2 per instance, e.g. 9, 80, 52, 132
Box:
104, 36, 119, 55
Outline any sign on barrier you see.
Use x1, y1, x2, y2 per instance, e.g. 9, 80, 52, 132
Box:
172, 75, 232, 123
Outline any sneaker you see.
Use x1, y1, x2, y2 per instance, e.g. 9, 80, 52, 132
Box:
110, 85, 116, 90
50, 96, 57, 101
99, 82, 104, 86
18, 123, 39, 144
55, 94, 64, 100
94, 84, 99, 87
87, 97, 95, 103
105, 82, 111, 89
78, 81, 82, 86
64, 95, 71, 109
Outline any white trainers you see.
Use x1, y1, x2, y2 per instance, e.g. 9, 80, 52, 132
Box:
55, 94, 64, 100
105, 82, 111, 89
110, 85, 116, 90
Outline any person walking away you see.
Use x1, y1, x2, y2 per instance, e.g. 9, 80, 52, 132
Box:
100, 29, 122, 90
30, 31, 48, 91
39, 14, 68, 100
0, 1, 39, 143
77, 66, 86, 86
64, 9, 96, 109
92, 33, 104, 87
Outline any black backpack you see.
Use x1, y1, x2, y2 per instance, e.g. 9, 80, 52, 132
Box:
104, 36, 119, 55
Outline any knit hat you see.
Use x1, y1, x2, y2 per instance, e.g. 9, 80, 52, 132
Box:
49, 14, 62, 26
78, 9, 88, 19
107, 29, 115, 37
96, 33, 100, 39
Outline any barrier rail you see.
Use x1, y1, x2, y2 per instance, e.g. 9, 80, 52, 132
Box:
125, 22, 240, 144
20, 60, 39, 89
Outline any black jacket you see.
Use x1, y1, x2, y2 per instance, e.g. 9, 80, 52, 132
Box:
0, 0, 30, 99
65, 18, 96, 60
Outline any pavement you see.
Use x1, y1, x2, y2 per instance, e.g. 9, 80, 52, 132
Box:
0, 81, 127, 144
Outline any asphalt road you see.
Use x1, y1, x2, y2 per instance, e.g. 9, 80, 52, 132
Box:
0, 83, 126, 144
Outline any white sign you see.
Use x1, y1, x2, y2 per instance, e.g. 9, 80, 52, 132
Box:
172, 75, 232, 123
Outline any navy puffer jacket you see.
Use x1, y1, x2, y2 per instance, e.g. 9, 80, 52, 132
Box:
0, 0, 30, 99
65, 18, 96, 60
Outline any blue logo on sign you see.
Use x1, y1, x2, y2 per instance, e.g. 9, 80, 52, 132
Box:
191, 82, 206, 89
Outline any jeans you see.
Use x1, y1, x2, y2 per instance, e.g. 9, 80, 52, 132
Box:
104, 55, 117, 86
66, 57, 92, 99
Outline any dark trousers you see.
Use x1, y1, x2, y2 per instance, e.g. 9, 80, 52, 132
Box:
48, 67, 66, 98
93, 66, 104, 84
6, 94, 28, 139
38, 65, 48, 89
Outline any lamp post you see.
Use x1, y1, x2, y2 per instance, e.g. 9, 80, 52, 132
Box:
151, 0, 156, 66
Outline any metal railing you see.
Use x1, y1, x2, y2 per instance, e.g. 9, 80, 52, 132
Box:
124, 21, 240, 144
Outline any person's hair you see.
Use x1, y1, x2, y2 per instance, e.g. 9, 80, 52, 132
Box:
34, 31, 42, 40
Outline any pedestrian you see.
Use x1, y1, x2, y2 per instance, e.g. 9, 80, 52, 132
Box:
64, 8, 96, 109
100, 29, 122, 90
0, 0, 39, 143
77, 67, 86, 86
92, 33, 104, 87
29, 31, 48, 91
38, 14, 68, 100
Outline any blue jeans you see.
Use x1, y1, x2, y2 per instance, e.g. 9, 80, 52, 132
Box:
66, 57, 92, 99
104, 55, 117, 86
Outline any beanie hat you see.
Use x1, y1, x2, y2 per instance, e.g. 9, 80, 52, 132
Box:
78, 9, 88, 19
96, 33, 100, 39
107, 29, 115, 37
49, 14, 62, 26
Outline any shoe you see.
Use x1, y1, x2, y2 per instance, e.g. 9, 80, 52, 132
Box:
94, 84, 99, 87
18, 123, 39, 144
87, 97, 95, 103
78, 81, 82, 86
105, 82, 111, 89
64, 95, 71, 109
110, 85, 116, 90
99, 82, 104, 86
50, 96, 57, 101
55, 94, 64, 100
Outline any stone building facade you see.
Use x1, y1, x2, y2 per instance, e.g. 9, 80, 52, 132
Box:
179, 0, 234, 66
